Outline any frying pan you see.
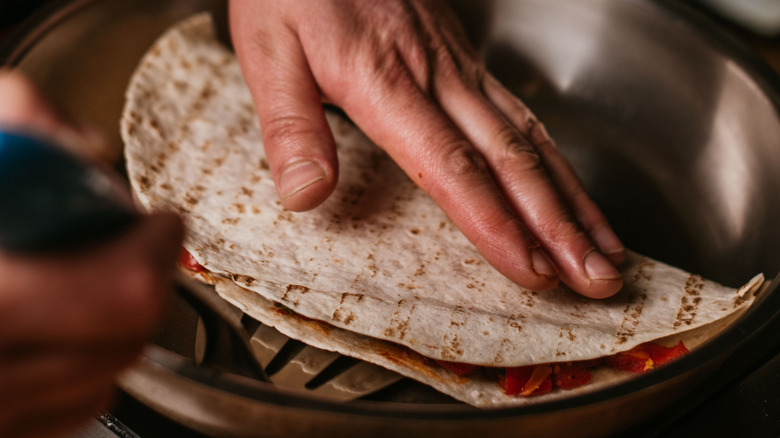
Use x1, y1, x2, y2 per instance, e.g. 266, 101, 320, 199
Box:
3, 0, 780, 436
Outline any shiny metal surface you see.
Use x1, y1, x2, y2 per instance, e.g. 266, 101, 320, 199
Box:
4, 0, 780, 436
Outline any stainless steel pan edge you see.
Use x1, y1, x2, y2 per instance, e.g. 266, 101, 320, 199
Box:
3, 0, 780, 436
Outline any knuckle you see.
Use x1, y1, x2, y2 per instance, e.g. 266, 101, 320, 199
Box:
425, 141, 488, 199
440, 142, 488, 177
261, 115, 318, 145
356, 44, 415, 97
528, 119, 555, 148
492, 130, 543, 174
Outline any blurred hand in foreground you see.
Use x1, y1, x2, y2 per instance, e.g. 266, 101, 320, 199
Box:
229, 0, 626, 298
0, 69, 183, 438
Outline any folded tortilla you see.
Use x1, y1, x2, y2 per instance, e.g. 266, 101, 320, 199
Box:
122, 14, 762, 406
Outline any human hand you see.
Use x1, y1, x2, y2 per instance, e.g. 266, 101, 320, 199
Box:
229, 0, 625, 298
0, 70, 183, 438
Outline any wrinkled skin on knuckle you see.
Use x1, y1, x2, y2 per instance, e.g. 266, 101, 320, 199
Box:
425, 141, 488, 202
262, 115, 320, 148
372, 49, 418, 96
492, 135, 545, 176
439, 142, 488, 179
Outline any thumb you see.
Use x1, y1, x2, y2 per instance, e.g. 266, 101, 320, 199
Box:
230, 3, 338, 212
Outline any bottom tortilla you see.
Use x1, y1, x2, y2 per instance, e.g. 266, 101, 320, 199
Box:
204, 274, 763, 408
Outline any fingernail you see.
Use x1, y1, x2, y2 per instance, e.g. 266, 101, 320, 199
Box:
584, 250, 622, 280
531, 248, 557, 278
592, 224, 624, 255
279, 160, 326, 199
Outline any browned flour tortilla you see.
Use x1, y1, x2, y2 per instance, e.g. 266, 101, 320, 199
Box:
122, 14, 763, 406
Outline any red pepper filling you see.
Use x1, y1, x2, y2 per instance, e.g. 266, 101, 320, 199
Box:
607, 341, 689, 373
553, 363, 594, 389
179, 248, 205, 272
437, 341, 688, 396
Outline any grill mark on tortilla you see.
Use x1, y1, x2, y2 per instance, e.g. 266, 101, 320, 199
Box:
674, 274, 704, 328
239, 187, 254, 198
518, 290, 537, 307
493, 339, 512, 364
124, 110, 143, 138
340, 184, 367, 207
165, 141, 180, 153
615, 259, 654, 346
135, 174, 153, 193
153, 151, 169, 174
554, 324, 576, 358
183, 184, 206, 209
366, 253, 379, 277
507, 314, 524, 333
440, 306, 469, 360
440, 334, 463, 360
568, 301, 588, 319
448, 306, 468, 327
274, 210, 294, 225
614, 291, 648, 346
559, 324, 576, 342
226, 117, 254, 139
231, 274, 256, 287
230, 203, 246, 214
191, 82, 216, 114
147, 116, 166, 140
281, 284, 310, 306
633, 256, 655, 282
331, 292, 365, 325
255, 244, 274, 259
733, 294, 748, 308
173, 79, 188, 92
384, 299, 416, 340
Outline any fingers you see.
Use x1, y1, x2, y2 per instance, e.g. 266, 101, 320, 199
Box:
482, 75, 626, 266
340, 62, 559, 291
0, 212, 182, 437
435, 73, 623, 298
0, 70, 184, 437
229, 0, 626, 297
230, 1, 338, 211
0, 68, 108, 161
0, 212, 184, 346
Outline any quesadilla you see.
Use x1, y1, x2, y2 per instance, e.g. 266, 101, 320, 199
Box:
121, 14, 763, 407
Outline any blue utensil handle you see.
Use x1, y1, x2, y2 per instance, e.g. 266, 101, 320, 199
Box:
0, 129, 137, 252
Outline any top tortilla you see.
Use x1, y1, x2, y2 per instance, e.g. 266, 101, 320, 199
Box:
122, 14, 759, 367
